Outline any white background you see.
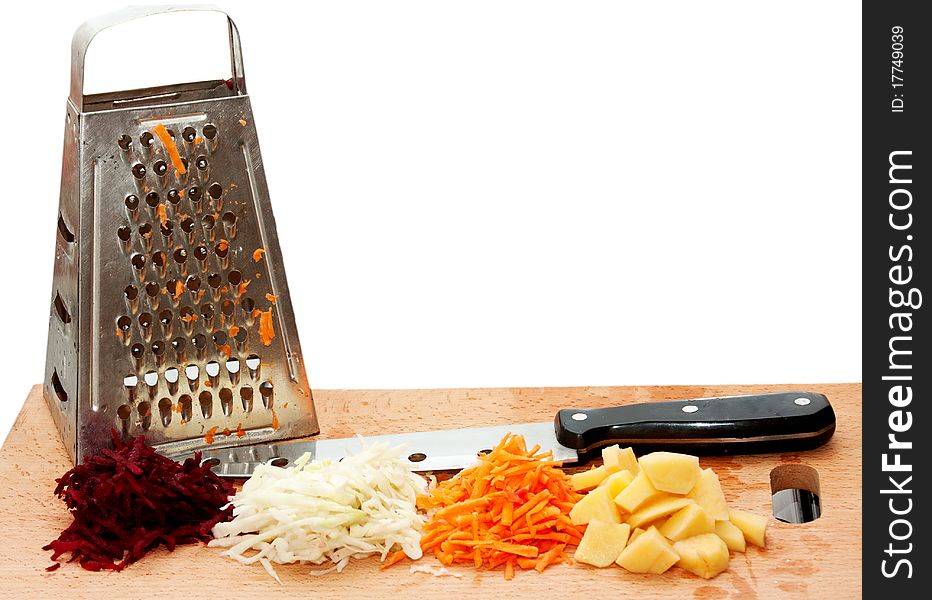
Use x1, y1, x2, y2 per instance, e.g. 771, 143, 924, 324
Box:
0, 1, 861, 445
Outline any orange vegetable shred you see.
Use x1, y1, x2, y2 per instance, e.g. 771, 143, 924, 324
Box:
387, 434, 583, 579
258, 307, 275, 346
252, 248, 265, 262
152, 124, 187, 175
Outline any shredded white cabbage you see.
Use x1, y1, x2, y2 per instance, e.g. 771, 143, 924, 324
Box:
210, 438, 427, 581
409, 564, 464, 578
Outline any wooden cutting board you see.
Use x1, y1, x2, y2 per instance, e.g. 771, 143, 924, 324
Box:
0, 383, 861, 598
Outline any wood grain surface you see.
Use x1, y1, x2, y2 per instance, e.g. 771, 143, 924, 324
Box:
0, 383, 861, 599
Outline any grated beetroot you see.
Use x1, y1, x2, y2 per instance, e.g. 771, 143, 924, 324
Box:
44, 431, 234, 572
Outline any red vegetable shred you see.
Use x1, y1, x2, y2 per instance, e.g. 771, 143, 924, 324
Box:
44, 431, 233, 572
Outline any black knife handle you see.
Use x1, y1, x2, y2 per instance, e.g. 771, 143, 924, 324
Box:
554, 391, 835, 456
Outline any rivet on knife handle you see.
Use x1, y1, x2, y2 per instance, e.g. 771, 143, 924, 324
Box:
554, 391, 836, 456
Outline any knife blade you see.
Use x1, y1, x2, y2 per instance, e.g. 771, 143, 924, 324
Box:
165, 391, 835, 478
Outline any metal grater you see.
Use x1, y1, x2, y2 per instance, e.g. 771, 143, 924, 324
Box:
44, 6, 319, 465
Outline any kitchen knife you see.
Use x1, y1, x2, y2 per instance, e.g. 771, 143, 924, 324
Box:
165, 391, 835, 477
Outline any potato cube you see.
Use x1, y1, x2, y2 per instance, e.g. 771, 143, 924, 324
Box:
673, 533, 730, 579
570, 485, 621, 525
626, 495, 694, 528
714, 519, 746, 552
615, 526, 678, 574
602, 445, 639, 474
599, 469, 635, 497
571, 465, 614, 492
659, 503, 715, 541
614, 471, 662, 513
638, 451, 702, 494
687, 468, 730, 521
627, 527, 646, 544
729, 508, 768, 548
573, 519, 631, 568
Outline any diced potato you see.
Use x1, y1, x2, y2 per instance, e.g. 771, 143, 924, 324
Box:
638, 452, 702, 494
687, 468, 730, 521
602, 445, 639, 474
616, 526, 678, 574
571, 465, 614, 492
659, 503, 715, 541
628, 527, 646, 544
729, 508, 768, 548
599, 469, 635, 497
673, 533, 730, 579
714, 519, 746, 552
570, 485, 621, 525
573, 519, 631, 568
626, 495, 694, 528
614, 471, 662, 513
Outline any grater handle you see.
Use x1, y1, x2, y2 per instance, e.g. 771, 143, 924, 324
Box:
70, 5, 246, 111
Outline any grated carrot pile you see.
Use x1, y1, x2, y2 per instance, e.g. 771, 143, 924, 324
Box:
388, 434, 585, 579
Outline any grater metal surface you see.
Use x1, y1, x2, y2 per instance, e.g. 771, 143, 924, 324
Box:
44, 6, 319, 465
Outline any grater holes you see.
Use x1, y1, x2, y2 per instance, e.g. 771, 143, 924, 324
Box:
138, 223, 153, 239
214, 240, 229, 258
159, 309, 173, 327
131, 163, 146, 179
220, 388, 233, 416
195, 156, 209, 171
146, 191, 160, 208
205, 361, 221, 377
117, 226, 131, 242
240, 386, 253, 412
221, 300, 234, 317
270, 458, 289, 467
227, 270, 242, 286
124, 285, 138, 301
234, 327, 248, 343
172, 336, 186, 356
179, 395, 193, 423
130, 343, 145, 359
199, 391, 213, 418
188, 186, 202, 201
138, 401, 151, 430
167, 188, 181, 204
144, 370, 158, 387
165, 367, 179, 383
212, 331, 228, 346
180, 304, 195, 323
200, 303, 215, 320
140, 132, 155, 148
153, 160, 168, 177
152, 250, 167, 269
241, 297, 255, 313
151, 339, 166, 357
118, 404, 131, 420
186, 275, 201, 292
139, 312, 153, 330
125, 194, 139, 210
194, 245, 209, 261
145, 281, 160, 299
202, 457, 220, 469
202, 214, 216, 231
182, 127, 197, 143
117, 315, 132, 333
222, 212, 237, 227
185, 364, 199, 381
123, 374, 138, 389
203, 124, 218, 140
51, 369, 68, 403
208, 182, 223, 199
57, 213, 75, 243
192, 333, 208, 351
131, 253, 147, 271
259, 381, 273, 408
173, 248, 188, 264
117, 135, 132, 151
159, 397, 172, 427
160, 220, 174, 237
53, 292, 72, 324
